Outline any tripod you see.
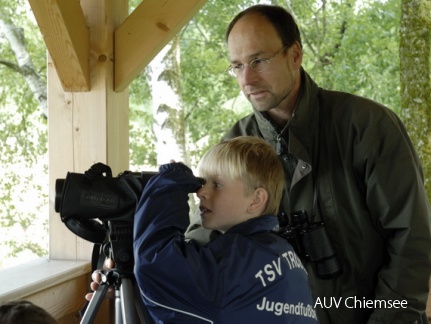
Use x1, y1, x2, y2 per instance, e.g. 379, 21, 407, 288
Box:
80, 220, 154, 324
80, 268, 151, 324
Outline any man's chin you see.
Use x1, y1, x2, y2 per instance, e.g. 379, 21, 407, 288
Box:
250, 100, 274, 112
252, 105, 271, 113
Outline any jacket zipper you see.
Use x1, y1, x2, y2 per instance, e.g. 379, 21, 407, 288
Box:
275, 133, 282, 155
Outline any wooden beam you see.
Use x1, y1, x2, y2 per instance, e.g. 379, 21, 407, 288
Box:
114, 0, 207, 92
48, 0, 129, 261
28, 0, 90, 91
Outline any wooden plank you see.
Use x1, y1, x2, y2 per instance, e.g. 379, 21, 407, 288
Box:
27, 277, 89, 322
114, 0, 207, 91
0, 258, 90, 302
0, 258, 111, 323
47, 52, 95, 260
28, 0, 90, 91
47, 53, 84, 260
48, 0, 129, 261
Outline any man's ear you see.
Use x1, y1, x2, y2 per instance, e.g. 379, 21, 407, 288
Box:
247, 188, 268, 214
290, 41, 303, 67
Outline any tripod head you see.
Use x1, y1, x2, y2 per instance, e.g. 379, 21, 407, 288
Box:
104, 220, 134, 273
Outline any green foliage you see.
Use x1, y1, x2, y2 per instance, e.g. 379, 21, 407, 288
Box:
277, 0, 401, 112
129, 101, 157, 168
178, 0, 260, 166
0, 0, 48, 266
128, 68, 157, 168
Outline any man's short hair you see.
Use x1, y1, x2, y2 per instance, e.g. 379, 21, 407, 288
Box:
225, 4, 302, 49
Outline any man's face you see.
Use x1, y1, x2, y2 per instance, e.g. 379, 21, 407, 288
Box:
227, 14, 302, 114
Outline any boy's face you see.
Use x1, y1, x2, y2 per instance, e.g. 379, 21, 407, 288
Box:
196, 175, 255, 231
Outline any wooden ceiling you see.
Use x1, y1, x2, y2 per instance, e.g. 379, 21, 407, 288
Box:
28, 0, 207, 92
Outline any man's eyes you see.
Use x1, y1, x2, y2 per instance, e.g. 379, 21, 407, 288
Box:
252, 58, 266, 66
232, 58, 268, 70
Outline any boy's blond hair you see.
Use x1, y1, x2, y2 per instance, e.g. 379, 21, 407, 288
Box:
199, 136, 285, 215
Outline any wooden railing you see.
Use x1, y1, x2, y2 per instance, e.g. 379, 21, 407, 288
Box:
0, 258, 110, 323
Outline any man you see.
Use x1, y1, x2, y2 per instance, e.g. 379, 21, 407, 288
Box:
188, 4, 431, 324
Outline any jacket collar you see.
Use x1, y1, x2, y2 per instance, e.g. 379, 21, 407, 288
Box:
226, 215, 279, 235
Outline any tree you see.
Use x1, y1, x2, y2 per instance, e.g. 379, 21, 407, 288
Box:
0, 4, 46, 117
0, 0, 48, 267
274, 0, 402, 112
399, 0, 431, 194
147, 36, 188, 166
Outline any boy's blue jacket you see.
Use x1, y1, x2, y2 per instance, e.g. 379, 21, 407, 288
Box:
133, 163, 318, 323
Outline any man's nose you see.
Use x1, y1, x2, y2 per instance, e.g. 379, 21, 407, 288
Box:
240, 65, 259, 84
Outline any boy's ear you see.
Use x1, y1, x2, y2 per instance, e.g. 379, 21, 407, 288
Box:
248, 188, 268, 214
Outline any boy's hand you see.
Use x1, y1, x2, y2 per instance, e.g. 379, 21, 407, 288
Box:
85, 258, 116, 301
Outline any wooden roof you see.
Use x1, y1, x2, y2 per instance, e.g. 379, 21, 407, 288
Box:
28, 0, 207, 92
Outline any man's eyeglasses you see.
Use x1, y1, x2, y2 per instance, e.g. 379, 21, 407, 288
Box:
225, 45, 288, 78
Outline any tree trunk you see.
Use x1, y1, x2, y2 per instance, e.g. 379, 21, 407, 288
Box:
147, 35, 188, 166
399, 0, 431, 195
0, 13, 47, 118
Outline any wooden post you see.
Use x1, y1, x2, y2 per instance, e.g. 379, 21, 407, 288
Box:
48, 0, 129, 261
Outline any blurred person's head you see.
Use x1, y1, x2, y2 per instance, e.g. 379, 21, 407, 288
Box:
0, 300, 57, 324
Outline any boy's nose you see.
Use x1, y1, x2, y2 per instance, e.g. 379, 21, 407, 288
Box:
196, 185, 207, 199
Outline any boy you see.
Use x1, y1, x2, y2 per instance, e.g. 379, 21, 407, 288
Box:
133, 136, 318, 323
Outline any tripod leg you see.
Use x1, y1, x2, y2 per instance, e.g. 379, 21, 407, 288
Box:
81, 284, 109, 324
115, 288, 124, 324
119, 278, 139, 323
